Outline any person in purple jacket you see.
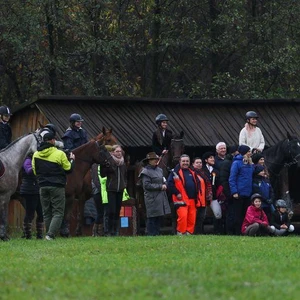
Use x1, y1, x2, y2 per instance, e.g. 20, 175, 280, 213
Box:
20, 154, 44, 239
229, 145, 254, 235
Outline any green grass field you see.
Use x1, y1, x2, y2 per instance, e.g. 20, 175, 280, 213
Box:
0, 235, 299, 300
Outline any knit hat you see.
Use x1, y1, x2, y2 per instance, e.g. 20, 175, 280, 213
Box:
254, 165, 265, 175
202, 152, 215, 161
228, 144, 239, 154
252, 153, 264, 164
238, 145, 251, 156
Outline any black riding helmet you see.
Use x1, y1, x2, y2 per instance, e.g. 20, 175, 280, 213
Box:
69, 113, 84, 123
155, 114, 168, 125
44, 123, 57, 134
250, 193, 263, 202
0, 105, 12, 116
245, 111, 258, 120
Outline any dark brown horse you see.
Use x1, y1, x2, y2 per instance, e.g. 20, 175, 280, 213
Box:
60, 128, 118, 237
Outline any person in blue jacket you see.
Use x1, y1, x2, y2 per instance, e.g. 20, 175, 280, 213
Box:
229, 145, 254, 235
62, 113, 88, 150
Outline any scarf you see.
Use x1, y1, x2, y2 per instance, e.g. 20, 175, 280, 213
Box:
111, 154, 124, 166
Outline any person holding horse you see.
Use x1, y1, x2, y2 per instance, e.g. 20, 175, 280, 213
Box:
62, 113, 88, 150
167, 154, 202, 235
239, 111, 265, 153
32, 128, 75, 240
20, 153, 44, 239
139, 152, 171, 236
0, 105, 12, 150
152, 114, 173, 156
100, 144, 127, 236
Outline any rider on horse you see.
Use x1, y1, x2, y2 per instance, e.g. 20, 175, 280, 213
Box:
62, 113, 88, 150
239, 111, 265, 153
152, 114, 173, 156
0, 105, 12, 150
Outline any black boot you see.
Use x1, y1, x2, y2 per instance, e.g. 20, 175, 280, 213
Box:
113, 220, 120, 236
36, 222, 44, 239
0, 224, 9, 241
23, 222, 32, 239
92, 224, 104, 237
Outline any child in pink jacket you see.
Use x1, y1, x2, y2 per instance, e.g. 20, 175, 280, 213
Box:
241, 193, 273, 236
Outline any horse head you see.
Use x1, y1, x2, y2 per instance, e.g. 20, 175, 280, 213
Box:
93, 127, 118, 146
284, 132, 300, 167
170, 131, 185, 165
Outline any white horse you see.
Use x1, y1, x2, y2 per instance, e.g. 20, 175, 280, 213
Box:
0, 131, 42, 241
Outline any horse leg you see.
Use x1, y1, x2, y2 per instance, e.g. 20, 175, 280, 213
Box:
60, 200, 71, 237
0, 200, 9, 241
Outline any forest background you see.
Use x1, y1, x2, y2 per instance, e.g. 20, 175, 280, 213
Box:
1, 0, 300, 108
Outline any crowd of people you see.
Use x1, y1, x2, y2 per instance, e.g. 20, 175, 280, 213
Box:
0, 105, 295, 239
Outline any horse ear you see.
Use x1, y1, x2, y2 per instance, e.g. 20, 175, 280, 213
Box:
287, 132, 292, 140
107, 128, 113, 134
180, 130, 184, 139
102, 127, 106, 135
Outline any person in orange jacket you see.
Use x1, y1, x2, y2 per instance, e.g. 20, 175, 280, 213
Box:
167, 154, 202, 235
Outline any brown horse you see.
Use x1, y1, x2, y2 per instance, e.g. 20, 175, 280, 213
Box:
60, 128, 118, 237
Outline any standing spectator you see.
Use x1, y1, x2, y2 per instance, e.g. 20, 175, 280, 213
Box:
191, 157, 212, 234
214, 142, 227, 170
20, 154, 44, 239
239, 111, 265, 153
270, 199, 295, 236
167, 154, 201, 235
219, 145, 239, 235
101, 145, 127, 236
139, 152, 171, 236
152, 114, 173, 156
0, 105, 12, 150
229, 145, 254, 235
252, 164, 274, 221
62, 113, 88, 150
202, 152, 223, 234
241, 193, 272, 236
32, 128, 75, 240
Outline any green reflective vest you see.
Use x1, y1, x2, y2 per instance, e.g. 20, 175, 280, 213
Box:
97, 165, 130, 204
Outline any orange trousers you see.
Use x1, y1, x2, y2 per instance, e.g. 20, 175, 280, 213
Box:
176, 199, 197, 234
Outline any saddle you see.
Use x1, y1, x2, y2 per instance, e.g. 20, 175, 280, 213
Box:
0, 159, 5, 178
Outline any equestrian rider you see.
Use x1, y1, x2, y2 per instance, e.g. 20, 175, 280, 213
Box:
239, 111, 265, 153
152, 114, 173, 156
62, 113, 88, 150
0, 105, 12, 150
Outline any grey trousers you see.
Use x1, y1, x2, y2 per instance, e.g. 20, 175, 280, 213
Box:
40, 186, 65, 237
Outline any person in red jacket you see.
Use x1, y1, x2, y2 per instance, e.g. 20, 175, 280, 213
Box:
241, 193, 273, 236
167, 154, 201, 235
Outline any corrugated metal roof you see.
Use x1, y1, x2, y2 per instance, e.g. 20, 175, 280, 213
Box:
17, 96, 300, 147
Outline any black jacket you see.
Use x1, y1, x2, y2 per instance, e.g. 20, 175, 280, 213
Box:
271, 210, 291, 229
152, 128, 173, 155
0, 122, 12, 149
219, 154, 234, 198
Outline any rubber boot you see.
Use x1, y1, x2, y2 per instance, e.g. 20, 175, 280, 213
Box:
92, 224, 104, 237
36, 222, 44, 239
113, 220, 120, 236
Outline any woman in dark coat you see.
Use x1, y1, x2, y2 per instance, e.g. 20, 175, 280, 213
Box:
20, 154, 44, 239
139, 152, 171, 236
101, 145, 127, 236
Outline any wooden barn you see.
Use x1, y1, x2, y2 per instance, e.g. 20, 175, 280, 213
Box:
8, 96, 300, 234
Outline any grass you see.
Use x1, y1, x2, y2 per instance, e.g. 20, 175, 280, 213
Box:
1, 235, 300, 300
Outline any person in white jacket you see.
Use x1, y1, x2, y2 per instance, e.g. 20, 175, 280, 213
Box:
239, 111, 265, 153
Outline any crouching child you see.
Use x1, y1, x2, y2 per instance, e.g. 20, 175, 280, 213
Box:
270, 199, 294, 236
241, 193, 273, 236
